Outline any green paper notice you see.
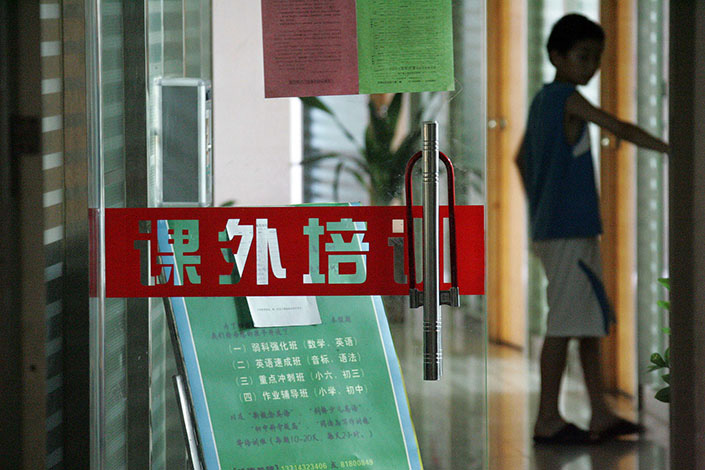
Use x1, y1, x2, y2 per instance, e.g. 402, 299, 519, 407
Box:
355, 0, 454, 94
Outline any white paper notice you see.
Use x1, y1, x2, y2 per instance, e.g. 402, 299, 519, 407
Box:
226, 219, 321, 327
246, 296, 321, 328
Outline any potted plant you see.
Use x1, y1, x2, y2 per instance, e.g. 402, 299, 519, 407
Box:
648, 277, 671, 403
301, 93, 443, 206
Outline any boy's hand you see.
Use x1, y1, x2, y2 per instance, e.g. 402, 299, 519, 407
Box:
565, 91, 669, 154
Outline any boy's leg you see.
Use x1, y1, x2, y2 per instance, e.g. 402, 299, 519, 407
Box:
534, 336, 570, 437
578, 337, 621, 432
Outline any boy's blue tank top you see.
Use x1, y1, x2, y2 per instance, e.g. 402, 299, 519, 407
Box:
522, 82, 602, 240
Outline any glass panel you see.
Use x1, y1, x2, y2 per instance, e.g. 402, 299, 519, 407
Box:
636, 0, 669, 397
302, 2, 488, 468
93, 0, 485, 467
89, 0, 212, 468
90, 1, 130, 469
147, 1, 212, 469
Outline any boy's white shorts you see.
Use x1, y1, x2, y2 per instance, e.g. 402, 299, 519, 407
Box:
532, 237, 613, 337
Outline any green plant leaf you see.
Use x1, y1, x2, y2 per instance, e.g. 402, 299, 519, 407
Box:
386, 93, 403, 134
300, 96, 334, 115
332, 161, 346, 202
301, 97, 363, 150
646, 277, 671, 396
364, 127, 388, 166
650, 352, 666, 368
655, 386, 671, 403
301, 152, 341, 165
395, 127, 422, 157
657, 277, 670, 290
331, 160, 370, 201
348, 168, 370, 194
664, 347, 670, 367
302, 92, 443, 206
662, 327, 671, 335
367, 100, 394, 151
303, 152, 369, 173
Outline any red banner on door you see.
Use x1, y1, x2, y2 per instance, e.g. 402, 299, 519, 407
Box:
104, 206, 484, 298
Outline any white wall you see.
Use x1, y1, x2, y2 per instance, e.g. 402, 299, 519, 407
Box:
212, 0, 302, 206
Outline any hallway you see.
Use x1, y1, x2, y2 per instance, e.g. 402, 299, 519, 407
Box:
389, 305, 669, 470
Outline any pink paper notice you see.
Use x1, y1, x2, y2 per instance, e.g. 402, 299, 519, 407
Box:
261, 0, 359, 98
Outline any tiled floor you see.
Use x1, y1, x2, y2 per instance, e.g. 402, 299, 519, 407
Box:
388, 304, 669, 470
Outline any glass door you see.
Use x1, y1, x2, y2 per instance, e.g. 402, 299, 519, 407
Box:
90, 1, 489, 469
88, 0, 212, 468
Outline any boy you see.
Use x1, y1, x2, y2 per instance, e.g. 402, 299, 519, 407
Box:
516, 14, 669, 444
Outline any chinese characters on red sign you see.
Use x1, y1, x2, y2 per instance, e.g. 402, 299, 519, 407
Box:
104, 206, 484, 297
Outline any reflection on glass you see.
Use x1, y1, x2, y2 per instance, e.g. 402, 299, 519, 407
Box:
88, 0, 213, 468
392, 304, 487, 469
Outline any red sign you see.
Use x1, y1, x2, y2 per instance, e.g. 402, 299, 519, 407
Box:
104, 206, 484, 298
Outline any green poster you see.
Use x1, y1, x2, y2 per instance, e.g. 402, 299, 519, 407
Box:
355, 0, 455, 94
162, 220, 422, 470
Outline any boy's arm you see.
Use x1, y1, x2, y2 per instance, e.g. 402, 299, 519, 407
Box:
565, 92, 669, 154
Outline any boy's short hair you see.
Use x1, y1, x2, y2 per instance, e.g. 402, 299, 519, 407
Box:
546, 14, 604, 56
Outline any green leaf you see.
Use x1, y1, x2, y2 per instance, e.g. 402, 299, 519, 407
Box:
348, 168, 370, 194
301, 97, 362, 150
386, 93, 403, 133
300, 96, 335, 115
331, 161, 370, 202
332, 161, 346, 202
302, 91, 445, 206
661, 373, 670, 384
650, 352, 666, 368
363, 127, 387, 166
655, 386, 671, 403
662, 327, 671, 335
303, 152, 369, 174
396, 127, 422, 154
647, 364, 662, 372
367, 100, 394, 149
657, 300, 670, 311
301, 152, 341, 165
657, 277, 671, 290
664, 347, 670, 367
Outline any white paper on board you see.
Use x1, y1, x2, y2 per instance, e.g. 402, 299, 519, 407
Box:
246, 295, 322, 328
226, 219, 322, 327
